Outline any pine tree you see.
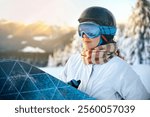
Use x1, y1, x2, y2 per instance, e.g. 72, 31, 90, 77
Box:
118, 0, 150, 65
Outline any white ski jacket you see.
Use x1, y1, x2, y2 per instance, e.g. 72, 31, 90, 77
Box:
60, 53, 150, 100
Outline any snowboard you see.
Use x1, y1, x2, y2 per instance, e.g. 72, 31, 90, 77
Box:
0, 59, 94, 100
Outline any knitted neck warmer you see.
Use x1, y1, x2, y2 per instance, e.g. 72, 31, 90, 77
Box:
81, 43, 117, 64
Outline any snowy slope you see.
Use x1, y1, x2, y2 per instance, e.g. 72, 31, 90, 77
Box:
39, 66, 63, 79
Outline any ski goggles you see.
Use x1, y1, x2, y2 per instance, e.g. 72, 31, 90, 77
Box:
78, 22, 117, 39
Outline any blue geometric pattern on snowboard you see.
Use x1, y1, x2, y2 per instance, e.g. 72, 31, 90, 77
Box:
0, 60, 94, 100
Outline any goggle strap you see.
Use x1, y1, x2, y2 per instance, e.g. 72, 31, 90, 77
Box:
101, 35, 108, 43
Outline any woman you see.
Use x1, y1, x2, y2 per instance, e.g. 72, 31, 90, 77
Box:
60, 6, 149, 100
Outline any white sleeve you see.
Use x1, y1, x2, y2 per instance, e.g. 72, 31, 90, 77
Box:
59, 54, 75, 83
116, 66, 150, 100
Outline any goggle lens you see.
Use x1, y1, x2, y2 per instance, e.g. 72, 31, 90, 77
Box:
78, 22, 100, 38
78, 22, 116, 39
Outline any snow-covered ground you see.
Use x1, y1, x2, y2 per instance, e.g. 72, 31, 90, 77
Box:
39, 65, 150, 93
39, 66, 64, 78
21, 46, 45, 53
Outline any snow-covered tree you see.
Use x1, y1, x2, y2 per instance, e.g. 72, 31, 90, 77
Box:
70, 32, 82, 53
118, 0, 150, 65
47, 32, 79, 67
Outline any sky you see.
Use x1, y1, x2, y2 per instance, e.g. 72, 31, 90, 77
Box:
0, 0, 137, 27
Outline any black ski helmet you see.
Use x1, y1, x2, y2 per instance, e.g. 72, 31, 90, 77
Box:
78, 6, 116, 27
